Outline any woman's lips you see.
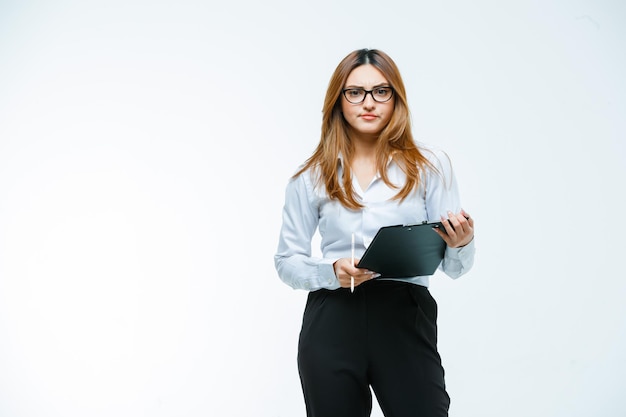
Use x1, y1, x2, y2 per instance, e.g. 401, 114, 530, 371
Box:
361, 114, 377, 120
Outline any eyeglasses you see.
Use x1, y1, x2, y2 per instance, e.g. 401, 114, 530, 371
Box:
342, 86, 394, 104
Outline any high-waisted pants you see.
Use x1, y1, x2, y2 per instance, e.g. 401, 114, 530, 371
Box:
297, 279, 450, 417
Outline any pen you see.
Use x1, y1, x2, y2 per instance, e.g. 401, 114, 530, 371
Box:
351, 233, 355, 293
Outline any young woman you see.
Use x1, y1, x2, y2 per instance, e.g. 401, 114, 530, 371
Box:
274, 48, 475, 417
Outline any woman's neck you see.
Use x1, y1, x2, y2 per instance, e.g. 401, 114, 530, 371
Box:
352, 134, 378, 160
350, 137, 378, 191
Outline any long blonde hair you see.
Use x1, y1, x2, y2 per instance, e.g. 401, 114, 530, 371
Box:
295, 48, 434, 210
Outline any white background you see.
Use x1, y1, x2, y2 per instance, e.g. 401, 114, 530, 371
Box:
1, 1, 625, 416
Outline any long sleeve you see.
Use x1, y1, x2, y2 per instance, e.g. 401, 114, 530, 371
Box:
275, 149, 475, 291
423, 149, 476, 279
274, 173, 340, 291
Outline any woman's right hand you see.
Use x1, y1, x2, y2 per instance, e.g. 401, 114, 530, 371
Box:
333, 258, 380, 289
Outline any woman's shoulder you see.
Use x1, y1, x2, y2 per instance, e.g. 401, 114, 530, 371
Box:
289, 163, 318, 183
286, 163, 324, 195
416, 142, 453, 171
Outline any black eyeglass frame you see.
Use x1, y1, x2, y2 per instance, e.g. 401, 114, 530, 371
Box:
341, 86, 395, 104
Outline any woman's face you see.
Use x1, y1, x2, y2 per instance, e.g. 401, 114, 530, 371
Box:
341, 64, 395, 139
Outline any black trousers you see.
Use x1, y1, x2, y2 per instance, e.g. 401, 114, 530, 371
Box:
298, 280, 450, 417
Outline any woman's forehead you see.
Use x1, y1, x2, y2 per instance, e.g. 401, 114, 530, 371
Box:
345, 64, 388, 87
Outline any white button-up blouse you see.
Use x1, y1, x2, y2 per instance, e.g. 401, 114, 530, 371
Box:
275, 146, 475, 291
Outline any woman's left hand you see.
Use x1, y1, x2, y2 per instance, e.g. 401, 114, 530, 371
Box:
434, 209, 474, 248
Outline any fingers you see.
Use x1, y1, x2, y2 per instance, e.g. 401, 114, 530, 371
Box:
439, 210, 474, 248
460, 209, 474, 228
442, 211, 472, 232
439, 212, 459, 241
334, 258, 379, 288
346, 269, 379, 288
345, 259, 378, 280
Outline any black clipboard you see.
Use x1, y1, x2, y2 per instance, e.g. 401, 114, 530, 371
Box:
357, 222, 446, 278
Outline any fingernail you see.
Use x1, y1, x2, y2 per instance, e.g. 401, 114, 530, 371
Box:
372, 273, 381, 279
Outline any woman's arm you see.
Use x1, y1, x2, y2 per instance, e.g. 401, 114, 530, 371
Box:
424, 149, 476, 279
274, 173, 341, 291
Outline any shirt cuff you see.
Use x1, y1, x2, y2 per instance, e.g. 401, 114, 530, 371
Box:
318, 259, 341, 290
445, 237, 476, 259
